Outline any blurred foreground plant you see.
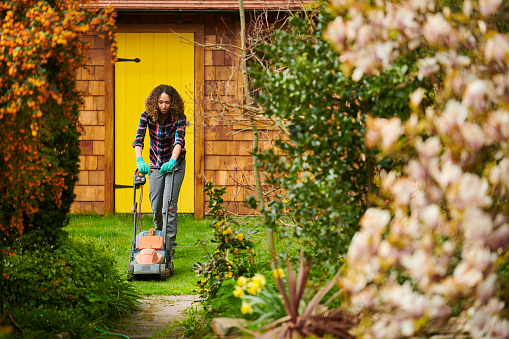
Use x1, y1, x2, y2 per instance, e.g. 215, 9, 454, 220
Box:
326, 0, 509, 337
233, 255, 356, 338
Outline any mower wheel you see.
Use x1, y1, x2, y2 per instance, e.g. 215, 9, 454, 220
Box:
167, 261, 175, 276
159, 264, 167, 281
127, 263, 134, 281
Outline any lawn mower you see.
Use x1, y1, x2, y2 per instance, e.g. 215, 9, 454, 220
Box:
127, 168, 174, 281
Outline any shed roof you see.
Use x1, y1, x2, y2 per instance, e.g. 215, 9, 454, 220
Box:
94, 0, 310, 11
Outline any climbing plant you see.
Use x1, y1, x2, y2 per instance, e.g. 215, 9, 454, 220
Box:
0, 0, 116, 245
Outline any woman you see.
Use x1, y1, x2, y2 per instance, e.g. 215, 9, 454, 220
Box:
133, 84, 187, 259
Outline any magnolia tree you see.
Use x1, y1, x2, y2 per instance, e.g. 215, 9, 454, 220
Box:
326, 0, 509, 337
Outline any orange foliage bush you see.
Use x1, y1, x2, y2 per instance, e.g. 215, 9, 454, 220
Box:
0, 0, 116, 240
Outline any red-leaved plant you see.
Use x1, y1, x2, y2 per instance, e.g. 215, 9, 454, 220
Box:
255, 255, 356, 339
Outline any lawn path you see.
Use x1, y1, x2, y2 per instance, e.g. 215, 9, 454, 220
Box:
114, 294, 197, 339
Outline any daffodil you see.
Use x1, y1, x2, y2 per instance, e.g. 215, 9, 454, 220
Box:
235, 233, 245, 241
247, 282, 261, 295
233, 285, 245, 298
240, 301, 253, 314
252, 273, 266, 288
272, 267, 285, 279
237, 276, 248, 287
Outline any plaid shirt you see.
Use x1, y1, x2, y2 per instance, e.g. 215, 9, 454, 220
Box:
132, 111, 187, 168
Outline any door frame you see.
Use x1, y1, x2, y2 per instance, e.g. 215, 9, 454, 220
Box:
104, 23, 205, 218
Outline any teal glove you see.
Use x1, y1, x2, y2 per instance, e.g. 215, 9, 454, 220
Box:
160, 159, 176, 174
136, 157, 150, 175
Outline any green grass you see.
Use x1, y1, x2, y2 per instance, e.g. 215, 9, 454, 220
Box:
65, 213, 212, 295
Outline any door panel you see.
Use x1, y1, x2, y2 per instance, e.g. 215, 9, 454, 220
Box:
115, 32, 195, 213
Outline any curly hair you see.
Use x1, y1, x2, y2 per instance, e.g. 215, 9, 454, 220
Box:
144, 84, 185, 123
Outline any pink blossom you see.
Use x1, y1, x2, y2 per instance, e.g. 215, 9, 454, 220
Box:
374, 41, 398, 68
360, 208, 391, 235
378, 240, 399, 265
463, 244, 496, 271
418, 57, 440, 80
431, 159, 462, 189
479, 0, 502, 17
463, 79, 490, 113
347, 231, 375, 262
410, 88, 424, 110
350, 285, 376, 310
325, 17, 348, 52
435, 99, 468, 134
400, 249, 434, 285
381, 281, 427, 319
447, 173, 491, 209
460, 122, 486, 150
392, 178, 417, 205
406, 159, 428, 181
453, 261, 483, 287
428, 294, 450, 318
420, 204, 441, 229
483, 109, 509, 143
477, 274, 498, 303
461, 207, 493, 241
394, 6, 420, 39
423, 13, 452, 45
485, 224, 509, 251
463, 0, 473, 17
415, 136, 441, 160
365, 117, 404, 151
488, 317, 509, 338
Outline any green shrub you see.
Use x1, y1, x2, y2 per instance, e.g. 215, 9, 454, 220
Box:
194, 182, 262, 309
2, 238, 138, 337
0, 0, 116, 246
249, 7, 426, 270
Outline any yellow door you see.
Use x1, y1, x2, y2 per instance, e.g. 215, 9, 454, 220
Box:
115, 32, 195, 213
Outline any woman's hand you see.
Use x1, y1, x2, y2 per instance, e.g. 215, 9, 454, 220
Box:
136, 157, 150, 175
160, 159, 176, 173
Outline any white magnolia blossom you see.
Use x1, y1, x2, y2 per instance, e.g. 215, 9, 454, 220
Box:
328, 0, 509, 337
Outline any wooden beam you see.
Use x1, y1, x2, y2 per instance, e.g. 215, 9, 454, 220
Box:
194, 25, 206, 219
104, 38, 115, 215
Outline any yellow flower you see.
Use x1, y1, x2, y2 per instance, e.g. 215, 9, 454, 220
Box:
222, 227, 232, 235
217, 219, 225, 227
272, 268, 285, 279
233, 248, 241, 254
224, 271, 233, 279
200, 279, 206, 285
240, 301, 253, 314
247, 283, 258, 295
237, 276, 248, 287
233, 285, 245, 298
252, 273, 266, 288
215, 249, 220, 255
235, 233, 245, 241
225, 237, 230, 244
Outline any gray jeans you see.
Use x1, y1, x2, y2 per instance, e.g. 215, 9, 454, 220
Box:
149, 160, 186, 256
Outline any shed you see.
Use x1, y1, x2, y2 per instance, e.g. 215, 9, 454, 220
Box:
73, 0, 307, 218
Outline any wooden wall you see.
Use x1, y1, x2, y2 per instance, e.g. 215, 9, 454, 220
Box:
71, 34, 110, 214
72, 13, 280, 216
